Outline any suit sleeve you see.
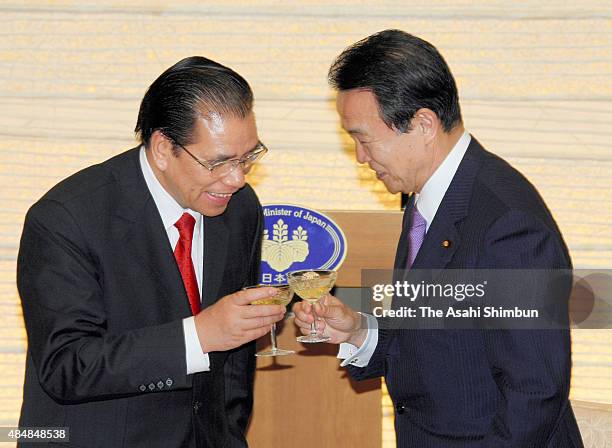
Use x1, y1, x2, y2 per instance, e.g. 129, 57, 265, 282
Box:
223, 200, 263, 446
346, 326, 393, 381
481, 209, 572, 447
17, 199, 191, 404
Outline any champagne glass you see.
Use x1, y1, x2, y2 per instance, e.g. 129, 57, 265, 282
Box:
245, 284, 295, 357
287, 269, 337, 343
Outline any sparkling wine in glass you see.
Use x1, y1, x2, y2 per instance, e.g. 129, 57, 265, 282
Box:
245, 284, 295, 357
287, 269, 337, 343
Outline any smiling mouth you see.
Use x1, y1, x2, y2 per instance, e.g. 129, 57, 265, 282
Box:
207, 192, 233, 198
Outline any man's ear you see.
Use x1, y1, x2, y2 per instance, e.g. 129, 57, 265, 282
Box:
414, 108, 439, 144
148, 130, 174, 171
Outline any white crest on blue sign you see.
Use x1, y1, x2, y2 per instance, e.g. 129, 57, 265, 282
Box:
262, 219, 309, 271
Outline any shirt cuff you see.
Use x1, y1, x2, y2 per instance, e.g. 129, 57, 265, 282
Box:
337, 313, 378, 368
183, 316, 210, 374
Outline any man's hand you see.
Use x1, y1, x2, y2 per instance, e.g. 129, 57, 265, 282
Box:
293, 294, 367, 347
195, 287, 285, 353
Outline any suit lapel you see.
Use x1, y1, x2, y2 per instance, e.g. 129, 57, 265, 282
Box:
411, 137, 485, 273
415, 209, 460, 272
112, 148, 191, 317
394, 193, 415, 271
201, 216, 229, 309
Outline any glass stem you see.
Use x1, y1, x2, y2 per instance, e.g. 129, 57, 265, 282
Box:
270, 323, 278, 351
310, 306, 318, 336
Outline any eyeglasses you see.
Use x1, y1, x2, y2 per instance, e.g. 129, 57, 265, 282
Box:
175, 141, 268, 178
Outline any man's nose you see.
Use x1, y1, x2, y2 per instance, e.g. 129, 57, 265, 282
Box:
222, 165, 246, 188
355, 145, 370, 164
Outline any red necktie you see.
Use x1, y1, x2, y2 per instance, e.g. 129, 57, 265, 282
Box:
174, 213, 200, 315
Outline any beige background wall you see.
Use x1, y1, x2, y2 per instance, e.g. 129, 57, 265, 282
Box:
1, 1, 611, 446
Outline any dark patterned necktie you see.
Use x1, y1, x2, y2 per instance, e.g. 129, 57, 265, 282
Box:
407, 206, 426, 269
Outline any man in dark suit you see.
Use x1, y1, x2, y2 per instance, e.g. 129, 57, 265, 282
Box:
17, 56, 285, 447
294, 30, 583, 447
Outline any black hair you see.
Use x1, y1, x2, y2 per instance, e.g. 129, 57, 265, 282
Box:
135, 56, 253, 148
328, 29, 462, 133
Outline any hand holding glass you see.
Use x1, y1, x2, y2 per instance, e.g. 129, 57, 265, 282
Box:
245, 284, 295, 357
287, 270, 337, 343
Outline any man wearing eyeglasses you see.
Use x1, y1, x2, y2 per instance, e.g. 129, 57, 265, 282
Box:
17, 56, 283, 447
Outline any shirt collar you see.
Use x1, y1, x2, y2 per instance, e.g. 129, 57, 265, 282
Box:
414, 131, 471, 231
139, 146, 200, 231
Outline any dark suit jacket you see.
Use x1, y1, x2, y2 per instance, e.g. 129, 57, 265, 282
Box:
350, 137, 583, 447
17, 147, 263, 448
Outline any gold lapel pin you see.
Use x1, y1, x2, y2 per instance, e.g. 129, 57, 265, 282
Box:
442, 239, 452, 248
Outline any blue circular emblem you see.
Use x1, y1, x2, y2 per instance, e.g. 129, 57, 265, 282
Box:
260, 204, 348, 285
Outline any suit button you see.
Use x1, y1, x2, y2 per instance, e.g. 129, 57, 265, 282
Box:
193, 401, 202, 414
139, 384, 146, 392
395, 402, 405, 415
166, 378, 173, 387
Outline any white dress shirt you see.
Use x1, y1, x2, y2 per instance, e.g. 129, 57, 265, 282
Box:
338, 132, 471, 367
139, 147, 211, 374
